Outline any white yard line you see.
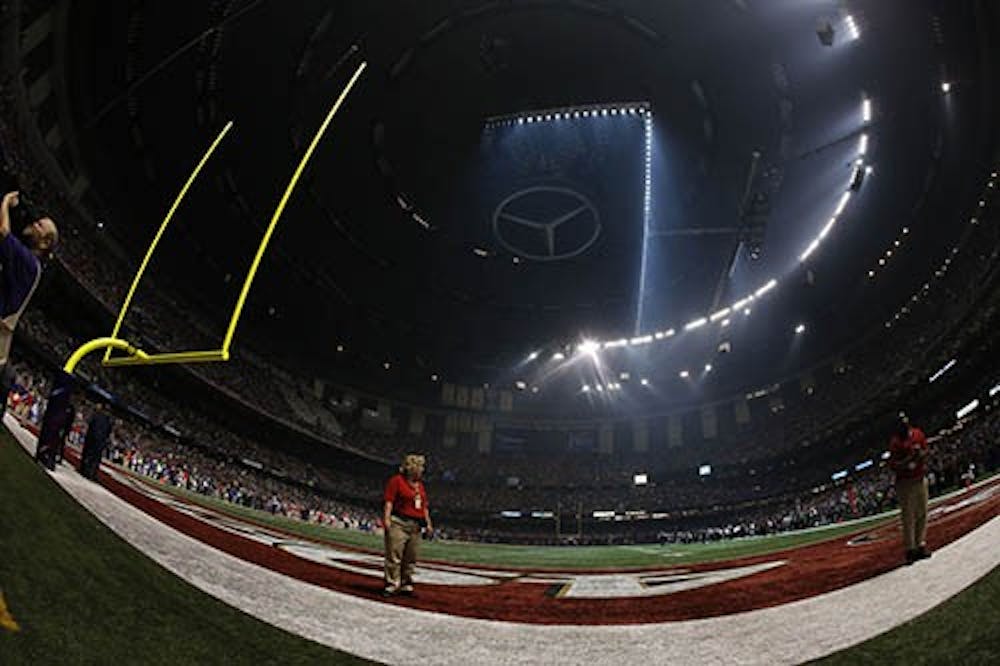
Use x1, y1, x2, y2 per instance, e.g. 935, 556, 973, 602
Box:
7, 415, 999, 665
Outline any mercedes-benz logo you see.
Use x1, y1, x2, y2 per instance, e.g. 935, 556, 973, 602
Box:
492, 186, 601, 261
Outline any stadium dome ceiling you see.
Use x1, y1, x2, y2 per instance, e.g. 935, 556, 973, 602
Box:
61, 0, 999, 406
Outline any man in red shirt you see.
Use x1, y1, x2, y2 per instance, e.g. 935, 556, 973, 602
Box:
888, 414, 931, 564
382, 453, 433, 596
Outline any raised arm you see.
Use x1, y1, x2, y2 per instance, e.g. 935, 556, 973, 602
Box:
0, 191, 18, 238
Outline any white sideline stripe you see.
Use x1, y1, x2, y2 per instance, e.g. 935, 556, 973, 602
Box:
6, 415, 1000, 665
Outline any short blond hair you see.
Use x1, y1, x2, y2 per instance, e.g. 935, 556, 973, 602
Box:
400, 453, 426, 475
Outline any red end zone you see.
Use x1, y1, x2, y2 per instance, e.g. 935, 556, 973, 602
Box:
73, 447, 1000, 625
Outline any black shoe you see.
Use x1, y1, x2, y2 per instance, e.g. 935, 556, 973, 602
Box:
399, 586, 415, 597
914, 546, 932, 561
905, 549, 917, 565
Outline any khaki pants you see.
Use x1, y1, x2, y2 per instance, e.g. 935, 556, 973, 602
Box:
896, 477, 928, 551
384, 515, 421, 590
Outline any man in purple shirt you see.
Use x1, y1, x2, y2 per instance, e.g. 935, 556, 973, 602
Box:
0, 190, 58, 415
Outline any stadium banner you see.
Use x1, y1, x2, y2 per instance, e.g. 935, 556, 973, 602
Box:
598, 423, 614, 455
477, 428, 492, 454
455, 386, 470, 409
470, 387, 485, 410
441, 383, 456, 406
734, 398, 751, 425
633, 420, 649, 453
668, 414, 684, 448
701, 405, 718, 440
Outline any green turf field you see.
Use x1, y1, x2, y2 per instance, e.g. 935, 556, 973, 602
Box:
2, 429, 997, 665
813, 564, 1000, 665
0, 432, 368, 664
148, 475, 898, 569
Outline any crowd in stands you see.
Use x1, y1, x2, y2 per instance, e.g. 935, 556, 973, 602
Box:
8, 357, 383, 532
7, 340, 998, 546
2, 45, 999, 545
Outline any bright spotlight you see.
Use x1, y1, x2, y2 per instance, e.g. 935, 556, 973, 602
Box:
679, 370, 690, 379
704, 364, 713, 373
795, 323, 807, 334
515, 380, 527, 390
582, 384, 591, 393
941, 82, 952, 94
640, 378, 649, 386
527, 351, 540, 361
553, 352, 566, 361
578, 340, 601, 356
845, 14, 860, 40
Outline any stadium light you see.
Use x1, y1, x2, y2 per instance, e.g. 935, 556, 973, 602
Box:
684, 317, 708, 331
527, 350, 540, 361
704, 363, 713, 373
861, 97, 872, 122
578, 340, 601, 356
755, 279, 778, 298
835, 191, 852, 216
800, 240, 820, 262
928, 359, 956, 383
795, 323, 807, 334
819, 217, 837, 240
710, 308, 731, 322
640, 378, 649, 386
679, 370, 690, 379
553, 352, 566, 361
941, 82, 952, 94
956, 399, 979, 419
845, 14, 860, 40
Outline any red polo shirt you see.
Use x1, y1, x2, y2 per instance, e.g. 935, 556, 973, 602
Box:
889, 426, 929, 481
384, 473, 428, 520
